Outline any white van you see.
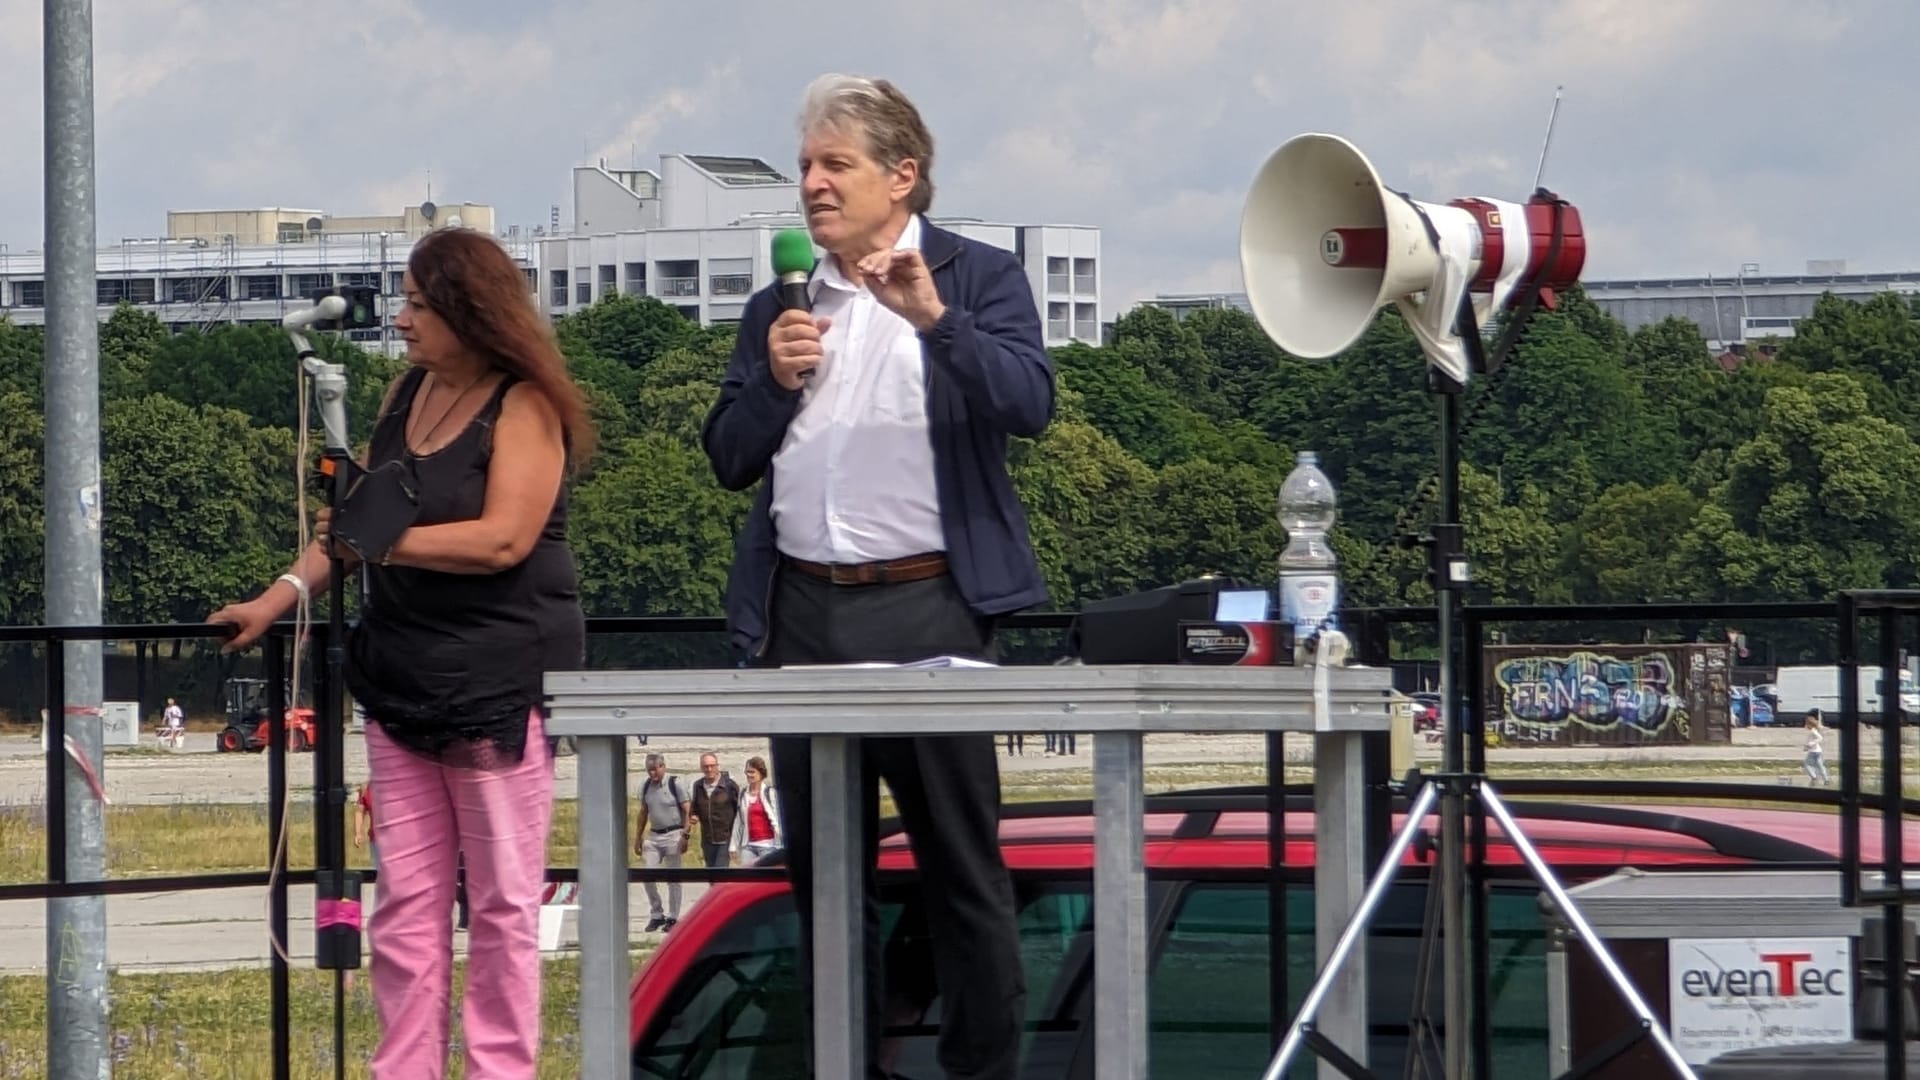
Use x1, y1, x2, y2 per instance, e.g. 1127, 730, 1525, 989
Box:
1772, 664, 1920, 725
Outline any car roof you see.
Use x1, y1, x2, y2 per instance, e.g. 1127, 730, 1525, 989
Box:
872, 793, 1920, 870
629, 786, 1920, 1030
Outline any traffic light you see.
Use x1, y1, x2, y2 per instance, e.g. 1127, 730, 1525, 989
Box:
306, 285, 381, 331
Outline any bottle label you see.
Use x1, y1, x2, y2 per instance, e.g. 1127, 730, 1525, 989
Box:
1280, 573, 1339, 635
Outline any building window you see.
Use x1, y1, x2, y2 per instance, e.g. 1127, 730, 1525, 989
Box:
550, 269, 569, 308
575, 266, 591, 306
387, 271, 405, 296
674, 304, 700, 321
97, 278, 156, 305
709, 256, 753, 297
277, 222, 307, 244
1047, 301, 1069, 341
241, 275, 281, 301
1046, 256, 1069, 295
339, 272, 379, 289
289, 273, 332, 298
624, 262, 646, 295
598, 264, 617, 297
1073, 257, 1096, 295
656, 259, 700, 298
16, 280, 45, 307
1074, 302, 1098, 342
168, 276, 229, 303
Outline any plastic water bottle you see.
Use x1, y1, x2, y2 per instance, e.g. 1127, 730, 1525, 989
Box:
1277, 450, 1339, 642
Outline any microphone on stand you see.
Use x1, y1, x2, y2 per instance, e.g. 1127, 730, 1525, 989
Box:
282, 295, 353, 452
771, 228, 819, 377
283, 294, 348, 332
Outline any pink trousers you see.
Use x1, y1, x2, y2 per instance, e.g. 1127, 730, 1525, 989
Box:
365, 711, 555, 1079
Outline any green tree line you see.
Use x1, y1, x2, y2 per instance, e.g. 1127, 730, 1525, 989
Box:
3, 287, 1917, 667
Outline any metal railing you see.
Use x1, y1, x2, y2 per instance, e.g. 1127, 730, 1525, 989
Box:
5, 598, 1917, 1079
0, 611, 1058, 1080
4, 621, 306, 1076
1836, 590, 1920, 1076
707, 273, 752, 296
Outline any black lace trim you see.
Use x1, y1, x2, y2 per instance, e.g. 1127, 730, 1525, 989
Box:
360, 690, 536, 770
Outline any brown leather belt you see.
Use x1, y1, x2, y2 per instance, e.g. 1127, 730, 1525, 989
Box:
783, 552, 949, 586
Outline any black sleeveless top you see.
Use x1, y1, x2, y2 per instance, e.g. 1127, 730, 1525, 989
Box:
345, 366, 585, 767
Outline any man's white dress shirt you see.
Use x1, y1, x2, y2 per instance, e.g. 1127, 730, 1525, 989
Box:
770, 216, 945, 564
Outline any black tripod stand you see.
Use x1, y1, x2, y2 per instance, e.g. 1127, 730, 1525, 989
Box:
1260, 197, 1699, 1080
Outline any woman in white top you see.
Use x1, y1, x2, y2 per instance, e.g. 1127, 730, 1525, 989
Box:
730, 755, 786, 865
1804, 709, 1830, 786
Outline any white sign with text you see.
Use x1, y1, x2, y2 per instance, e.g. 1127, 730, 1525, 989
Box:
1668, 936, 1852, 1064
41, 701, 141, 748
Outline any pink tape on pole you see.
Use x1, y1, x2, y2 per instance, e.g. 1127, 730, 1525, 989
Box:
64, 734, 111, 805
316, 899, 363, 932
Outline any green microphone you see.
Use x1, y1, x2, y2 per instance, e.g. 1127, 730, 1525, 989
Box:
771, 228, 819, 376
771, 228, 817, 312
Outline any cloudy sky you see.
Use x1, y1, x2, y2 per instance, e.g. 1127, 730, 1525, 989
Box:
0, 0, 1914, 310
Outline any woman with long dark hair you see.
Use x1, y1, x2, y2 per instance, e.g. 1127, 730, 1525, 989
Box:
212, 227, 594, 1077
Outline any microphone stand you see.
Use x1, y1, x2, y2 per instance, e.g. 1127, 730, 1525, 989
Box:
287, 325, 357, 1080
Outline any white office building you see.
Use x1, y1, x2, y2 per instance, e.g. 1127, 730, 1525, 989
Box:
0, 154, 1102, 352
541, 156, 1104, 346
1141, 260, 1920, 353
1582, 262, 1920, 351
0, 201, 530, 354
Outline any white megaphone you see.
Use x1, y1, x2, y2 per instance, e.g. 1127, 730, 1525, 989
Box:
1239, 133, 1585, 383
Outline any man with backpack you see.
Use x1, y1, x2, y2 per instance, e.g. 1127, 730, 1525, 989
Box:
635, 753, 692, 932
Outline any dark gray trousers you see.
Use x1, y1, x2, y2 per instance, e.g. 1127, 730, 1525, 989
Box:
766, 565, 1026, 1080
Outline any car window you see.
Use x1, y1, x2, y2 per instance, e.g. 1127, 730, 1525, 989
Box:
630, 893, 808, 1079
634, 878, 1554, 1079
1147, 882, 1551, 1078
632, 882, 1093, 1079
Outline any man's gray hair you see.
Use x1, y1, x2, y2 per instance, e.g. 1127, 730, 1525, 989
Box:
645, 753, 666, 770
798, 73, 936, 214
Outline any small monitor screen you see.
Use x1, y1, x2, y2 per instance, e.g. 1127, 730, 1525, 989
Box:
1214, 588, 1270, 622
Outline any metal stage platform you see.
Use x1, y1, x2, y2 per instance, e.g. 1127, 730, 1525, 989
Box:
545, 660, 1393, 1080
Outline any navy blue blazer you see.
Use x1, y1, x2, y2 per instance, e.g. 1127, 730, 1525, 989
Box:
701, 216, 1054, 657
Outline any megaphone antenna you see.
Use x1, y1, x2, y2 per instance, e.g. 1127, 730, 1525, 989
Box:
1532, 86, 1564, 190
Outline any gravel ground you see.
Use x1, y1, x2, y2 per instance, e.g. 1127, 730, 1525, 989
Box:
0, 722, 1881, 807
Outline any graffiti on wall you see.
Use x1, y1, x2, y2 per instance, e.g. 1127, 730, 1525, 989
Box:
1492, 650, 1692, 739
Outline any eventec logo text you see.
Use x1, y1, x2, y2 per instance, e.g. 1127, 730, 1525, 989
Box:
1677, 951, 1846, 999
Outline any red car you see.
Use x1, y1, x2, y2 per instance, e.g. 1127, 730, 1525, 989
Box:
627, 788, 1918, 1078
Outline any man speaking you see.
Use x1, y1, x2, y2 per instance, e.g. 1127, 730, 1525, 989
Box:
702, 73, 1053, 1079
